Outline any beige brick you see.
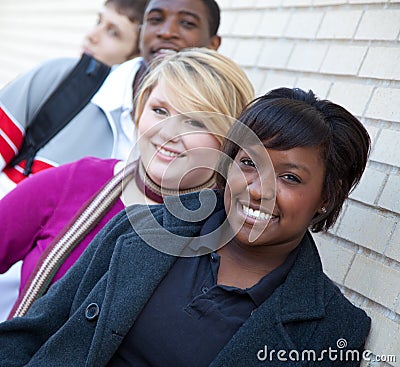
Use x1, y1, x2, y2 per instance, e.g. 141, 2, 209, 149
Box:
366, 87, 400, 122
254, 0, 282, 8
255, 10, 291, 37
321, 45, 367, 76
371, 129, 400, 168
284, 11, 324, 39
295, 76, 331, 99
219, 11, 237, 35
337, 205, 394, 254
328, 81, 373, 116
217, 0, 232, 10
379, 173, 400, 214
315, 234, 355, 283
257, 40, 293, 69
282, 0, 313, 6
365, 125, 379, 149
386, 224, 400, 263
219, 37, 237, 60
287, 43, 327, 72
230, 10, 264, 36
231, 39, 263, 66
360, 47, 400, 81
317, 10, 362, 39
349, 0, 384, 3
362, 308, 400, 366
356, 9, 400, 41
230, 0, 256, 8
261, 72, 297, 93
350, 167, 386, 206
244, 68, 267, 97
314, 0, 347, 4
345, 254, 400, 310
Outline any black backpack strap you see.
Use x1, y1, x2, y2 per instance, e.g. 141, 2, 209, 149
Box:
9, 53, 111, 175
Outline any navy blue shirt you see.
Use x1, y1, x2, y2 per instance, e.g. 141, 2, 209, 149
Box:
108, 213, 299, 367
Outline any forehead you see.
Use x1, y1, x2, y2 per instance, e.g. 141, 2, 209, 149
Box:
145, 0, 209, 19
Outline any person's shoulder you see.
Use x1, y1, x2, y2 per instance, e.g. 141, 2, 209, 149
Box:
30, 56, 80, 76
29, 157, 118, 186
57, 157, 120, 183
91, 57, 143, 110
111, 57, 143, 73
67, 156, 119, 171
322, 274, 371, 335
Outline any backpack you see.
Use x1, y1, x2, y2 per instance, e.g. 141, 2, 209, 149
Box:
9, 53, 111, 176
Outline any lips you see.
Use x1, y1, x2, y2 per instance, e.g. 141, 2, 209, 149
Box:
151, 45, 179, 57
157, 146, 180, 158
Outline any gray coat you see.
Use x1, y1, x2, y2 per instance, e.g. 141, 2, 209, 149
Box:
0, 193, 371, 366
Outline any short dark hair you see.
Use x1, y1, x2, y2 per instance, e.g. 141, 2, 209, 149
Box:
105, 0, 148, 23
200, 0, 220, 36
217, 87, 371, 232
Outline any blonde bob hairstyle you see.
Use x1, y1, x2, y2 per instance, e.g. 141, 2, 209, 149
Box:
134, 48, 254, 144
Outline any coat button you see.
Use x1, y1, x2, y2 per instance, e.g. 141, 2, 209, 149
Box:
85, 303, 100, 321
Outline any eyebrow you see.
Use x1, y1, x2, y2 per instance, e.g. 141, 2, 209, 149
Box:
149, 96, 168, 105
178, 10, 201, 22
278, 162, 311, 175
147, 8, 201, 22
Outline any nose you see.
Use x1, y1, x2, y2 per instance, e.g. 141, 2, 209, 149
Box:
247, 173, 275, 202
158, 119, 181, 143
86, 26, 101, 43
156, 18, 179, 39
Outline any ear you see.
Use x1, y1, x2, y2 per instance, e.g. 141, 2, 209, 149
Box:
209, 35, 221, 51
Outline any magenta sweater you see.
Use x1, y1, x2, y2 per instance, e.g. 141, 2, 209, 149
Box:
0, 157, 124, 295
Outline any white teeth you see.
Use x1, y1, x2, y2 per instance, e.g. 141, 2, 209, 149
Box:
242, 204, 271, 221
158, 49, 177, 55
158, 147, 179, 157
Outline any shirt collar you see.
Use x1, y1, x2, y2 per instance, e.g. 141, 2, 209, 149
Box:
91, 57, 143, 112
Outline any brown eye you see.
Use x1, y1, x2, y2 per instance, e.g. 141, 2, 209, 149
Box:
240, 158, 255, 168
180, 20, 197, 29
281, 174, 301, 183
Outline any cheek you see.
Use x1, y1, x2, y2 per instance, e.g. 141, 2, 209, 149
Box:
138, 112, 155, 136
277, 186, 321, 219
223, 184, 232, 214
189, 134, 220, 151
224, 165, 247, 199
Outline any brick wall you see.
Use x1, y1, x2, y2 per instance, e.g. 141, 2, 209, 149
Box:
217, 1, 400, 366
0, 0, 399, 365
0, 0, 103, 88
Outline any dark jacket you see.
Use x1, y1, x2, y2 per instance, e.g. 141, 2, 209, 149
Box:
0, 192, 370, 366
